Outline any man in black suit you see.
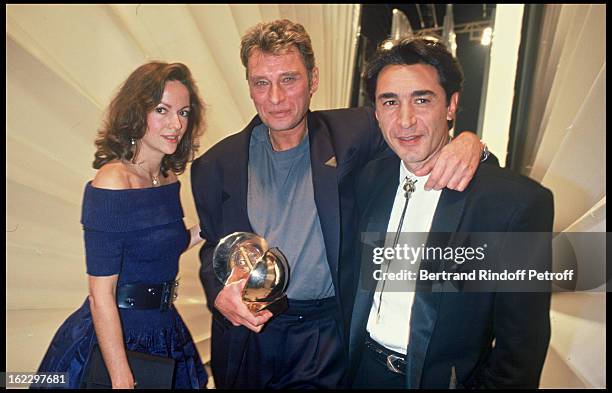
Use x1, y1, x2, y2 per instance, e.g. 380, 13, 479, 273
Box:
348, 38, 554, 388
190, 20, 486, 389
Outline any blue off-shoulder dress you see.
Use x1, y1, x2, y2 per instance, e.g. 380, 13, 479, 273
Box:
35, 181, 207, 389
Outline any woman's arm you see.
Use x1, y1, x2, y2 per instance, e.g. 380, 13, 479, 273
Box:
186, 224, 204, 250
88, 275, 135, 389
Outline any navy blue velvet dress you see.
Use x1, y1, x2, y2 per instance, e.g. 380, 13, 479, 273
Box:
35, 181, 207, 389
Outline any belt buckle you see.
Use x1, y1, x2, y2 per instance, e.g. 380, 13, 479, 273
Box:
160, 279, 179, 311
386, 354, 406, 375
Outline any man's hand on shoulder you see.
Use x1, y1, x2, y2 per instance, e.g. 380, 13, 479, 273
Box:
214, 279, 273, 333
414, 131, 483, 191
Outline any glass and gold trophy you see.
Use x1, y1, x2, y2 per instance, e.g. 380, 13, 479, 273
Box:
213, 232, 289, 313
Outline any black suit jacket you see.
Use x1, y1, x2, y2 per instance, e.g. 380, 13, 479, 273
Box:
348, 155, 554, 389
190, 107, 387, 388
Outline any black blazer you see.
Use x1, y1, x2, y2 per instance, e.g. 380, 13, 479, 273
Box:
190, 107, 386, 388
348, 154, 554, 389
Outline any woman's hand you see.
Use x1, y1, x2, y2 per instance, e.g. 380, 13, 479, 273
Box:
111, 372, 136, 389
186, 224, 205, 250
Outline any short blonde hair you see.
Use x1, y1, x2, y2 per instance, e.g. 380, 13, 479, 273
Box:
240, 19, 316, 81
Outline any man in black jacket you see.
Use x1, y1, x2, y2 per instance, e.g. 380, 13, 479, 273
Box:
191, 20, 485, 389
348, 38, 553, 389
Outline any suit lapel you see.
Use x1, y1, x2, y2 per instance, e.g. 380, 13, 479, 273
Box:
222, 116, 259, 235
363, 158, 400, 233
350, 157, 399, 360
429, 188, 466, 233
308, 112, 341, 283
406, 188, 468, 388
361, 156, 400, 289
222, 117, 257, 387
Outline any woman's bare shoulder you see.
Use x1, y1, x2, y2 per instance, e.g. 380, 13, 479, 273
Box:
92, 161, 131, 190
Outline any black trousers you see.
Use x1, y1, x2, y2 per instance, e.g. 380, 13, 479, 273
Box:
213, 297, 346, 389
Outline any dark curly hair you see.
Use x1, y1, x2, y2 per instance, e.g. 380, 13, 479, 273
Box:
93, 62, 205, 176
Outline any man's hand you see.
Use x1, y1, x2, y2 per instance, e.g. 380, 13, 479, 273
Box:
413, 131, 483, 191
214, 278, 273, 333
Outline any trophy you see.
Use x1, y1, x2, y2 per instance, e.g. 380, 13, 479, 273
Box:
213, 232, 289, 313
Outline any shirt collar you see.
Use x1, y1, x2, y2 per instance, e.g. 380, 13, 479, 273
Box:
399, 160, 430, 191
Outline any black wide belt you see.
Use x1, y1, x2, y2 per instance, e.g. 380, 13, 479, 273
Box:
116, 280, 179, 311
365, 335, 407, 375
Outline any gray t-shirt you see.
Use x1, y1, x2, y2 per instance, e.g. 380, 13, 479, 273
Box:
247, 124, 335, 300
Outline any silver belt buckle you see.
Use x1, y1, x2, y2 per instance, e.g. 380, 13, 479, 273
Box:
160, 279, 179, 311
386, 354, 406, 375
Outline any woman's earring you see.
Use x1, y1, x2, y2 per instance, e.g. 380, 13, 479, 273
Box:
130, 137, 139, 163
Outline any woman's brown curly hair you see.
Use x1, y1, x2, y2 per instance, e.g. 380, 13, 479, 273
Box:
93, 62, 205, 176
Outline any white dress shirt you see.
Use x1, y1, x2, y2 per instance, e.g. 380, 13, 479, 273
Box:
366, 160, 442, 354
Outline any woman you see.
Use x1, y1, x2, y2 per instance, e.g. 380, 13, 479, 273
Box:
34, 62, 208, 389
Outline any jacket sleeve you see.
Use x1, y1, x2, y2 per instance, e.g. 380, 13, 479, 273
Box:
190, 157, 224, 313
466, 186, 554, 388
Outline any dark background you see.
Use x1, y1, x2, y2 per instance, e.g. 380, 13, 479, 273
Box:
351, 4, 497, 135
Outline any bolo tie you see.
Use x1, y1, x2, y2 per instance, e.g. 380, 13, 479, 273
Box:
376, 175, 418, 323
